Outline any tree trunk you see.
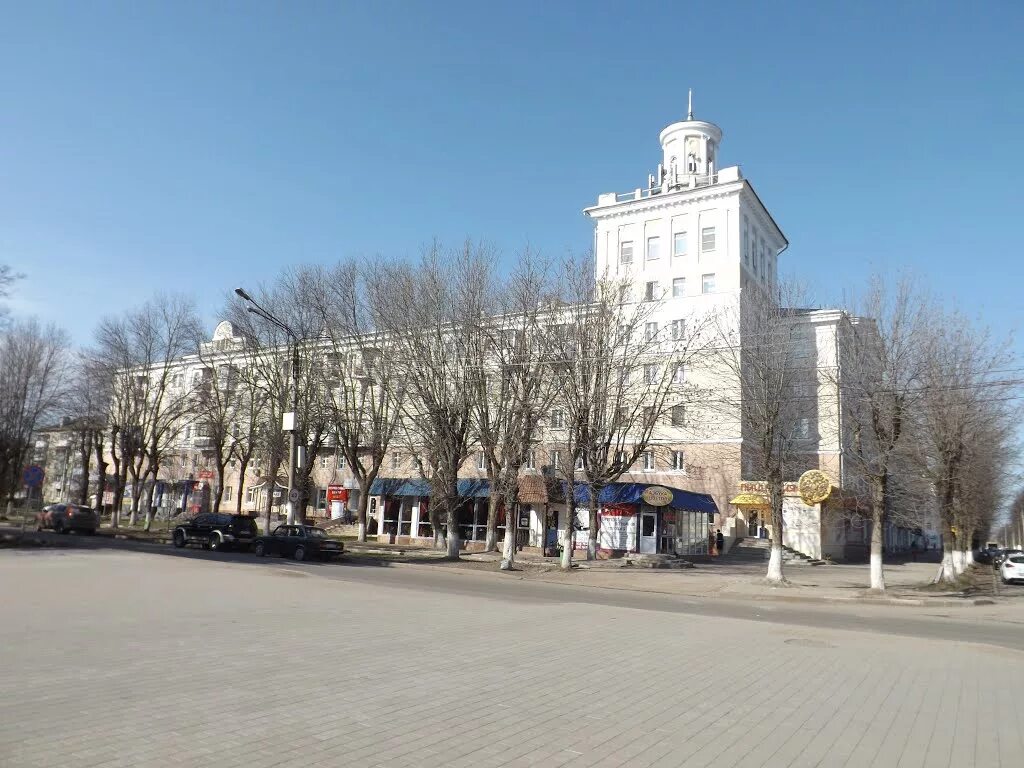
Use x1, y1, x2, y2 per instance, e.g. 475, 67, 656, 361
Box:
127, 469, 142, 527
869, 475, 886, 592
587, 506, 599, 560
765, 483, 785, 583
143, 481, 156, 532
484, 493, 499, 553
77, 433, 92, 506
561, 493, 576, 571
356, 473, 373, 543
445, 503, 460, 559
938, 519, 956, 582
212, 463, 225, 514
500, 501, 517, 570
235, 456, 250, 515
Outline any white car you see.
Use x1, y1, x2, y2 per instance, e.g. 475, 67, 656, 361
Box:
1000, 554, 1024, 584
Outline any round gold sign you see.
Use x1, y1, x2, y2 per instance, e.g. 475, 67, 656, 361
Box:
798, 470, 832, 506
641, 486, 674, 507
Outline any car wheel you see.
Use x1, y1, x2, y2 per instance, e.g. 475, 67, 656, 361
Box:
172, 529, 186, 548
54, 520, 65, 534
293, 545, 306, 562
254, 541, 266, 557
208, 534, 221, 552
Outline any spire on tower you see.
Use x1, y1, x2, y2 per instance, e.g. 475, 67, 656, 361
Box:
687, 88, 693, 120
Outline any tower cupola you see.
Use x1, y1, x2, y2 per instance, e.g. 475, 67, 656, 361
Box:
656, 90, 723, 190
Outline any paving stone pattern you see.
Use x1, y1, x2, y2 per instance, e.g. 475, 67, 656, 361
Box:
1, 550, 1022, 767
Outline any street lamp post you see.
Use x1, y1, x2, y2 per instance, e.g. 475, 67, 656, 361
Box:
235, 288, 304, 526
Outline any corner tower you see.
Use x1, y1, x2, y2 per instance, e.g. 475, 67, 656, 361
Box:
584, 93, 787, 304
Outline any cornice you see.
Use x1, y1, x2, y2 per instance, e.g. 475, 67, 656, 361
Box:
584, 180, 743, 222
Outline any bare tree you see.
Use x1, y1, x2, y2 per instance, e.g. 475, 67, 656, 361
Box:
369, 242, 493, 559
915, 312, 1015, 582
312, 260, 404, 542
547, 257, 709, 569
64, 357, 111, 506
833, 276, 930, 591
0, 264, 21, 327
708, 282, 814, 583
94, 294, 200, 528
0, 319, 69, 505
227, 271, 332, 528
467, 250, 559, 566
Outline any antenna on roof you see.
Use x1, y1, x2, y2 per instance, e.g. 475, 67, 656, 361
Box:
687, 88, 693, 120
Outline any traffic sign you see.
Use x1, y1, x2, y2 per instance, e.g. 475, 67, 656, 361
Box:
22, 465, 44, 488
288, 488, 301, 504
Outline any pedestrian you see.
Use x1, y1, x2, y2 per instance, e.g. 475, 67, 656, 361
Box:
716, 529, 725, 555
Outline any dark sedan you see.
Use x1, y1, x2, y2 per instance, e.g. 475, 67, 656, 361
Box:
252, 525, 344, 561
37, 504, 99, 534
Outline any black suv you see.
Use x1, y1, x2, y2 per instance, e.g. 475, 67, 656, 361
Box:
172, 513, 259, 551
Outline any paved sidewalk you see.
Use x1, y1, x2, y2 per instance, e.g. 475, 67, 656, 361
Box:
2, 549, 1023, 768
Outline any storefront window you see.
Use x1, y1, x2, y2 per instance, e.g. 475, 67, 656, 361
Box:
399, 500, 413, 536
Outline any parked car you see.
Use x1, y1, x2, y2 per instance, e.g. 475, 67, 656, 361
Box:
36, 504, 99, 535
993, 549, 1023, 569
1000, 554, 1024, 584
975, 545, 1000, 564
172, 513, 259, 551
252, 524, 344, 561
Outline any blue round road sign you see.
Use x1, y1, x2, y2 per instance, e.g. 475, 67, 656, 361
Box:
23, 465, 44, 488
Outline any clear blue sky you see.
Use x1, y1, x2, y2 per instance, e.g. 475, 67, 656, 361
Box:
2, 1, 1022, 347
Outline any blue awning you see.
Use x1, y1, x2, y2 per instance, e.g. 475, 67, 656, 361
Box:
573, 482, 718, 515
368, 477, 491, 499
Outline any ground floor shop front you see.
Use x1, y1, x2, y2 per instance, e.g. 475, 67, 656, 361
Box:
368, 478, 718, 557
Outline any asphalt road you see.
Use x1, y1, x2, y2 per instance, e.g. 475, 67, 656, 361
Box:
7, 527, 1024, 652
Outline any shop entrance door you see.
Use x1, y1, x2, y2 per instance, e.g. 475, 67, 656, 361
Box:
639, 511, 658, 554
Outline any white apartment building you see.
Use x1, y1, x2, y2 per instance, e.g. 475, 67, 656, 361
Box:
96, 99, 915, 561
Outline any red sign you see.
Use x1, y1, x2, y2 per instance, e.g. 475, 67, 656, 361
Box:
326, 485, 348, 502
198, 470, 215, 481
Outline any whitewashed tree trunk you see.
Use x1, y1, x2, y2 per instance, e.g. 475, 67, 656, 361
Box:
500, 515, 515, 570
484, 495, 499, 553
940, 549, 956, 582
870, 551, 885, 591
966, 549, 976, 566
766, 543, 784, 582
560, 501, 574, 571
952, 549, 965, 575
357, 519, 367, 542
869, 477, 886, 591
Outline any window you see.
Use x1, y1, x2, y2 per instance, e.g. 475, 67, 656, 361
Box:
643, 406, 654, 424
645, 322, 658, 341
618, 324, 630, 342
672, 451, 686, 472
672, 278, 686, 298
551, 450, 561, 469
615, 450, 627, 467
229, 459, 236, 469
180, 455, 187, 468
337, 456, 345, 470
246, 487, 257, 504
742, 226, 749, 264
224, 486, 232, 502
391, 452, 401, 470
320, 456, 329, 468
643, 451, 655, 471
551, 410, 565, 428
477, 451, 486, 471
671, 319, 686, 340
525, 450, 536, 470
673, 231, 688, 258
674, 364, 686, 384
701, 227, 716, 253
671, 405, 686, 427
619, 241, 633, 264
643, 364, 658, 384
574, 454, 584, 470
184, 426, 191, 440
646, 236, 661, 261
795, 418, 812, 439
702, 273, 716, 294
644, 281, 657, 301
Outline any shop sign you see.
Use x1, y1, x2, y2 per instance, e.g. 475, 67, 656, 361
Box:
640, 486, 673, 507
599, 513, 637, 550
326, 484, 348, 502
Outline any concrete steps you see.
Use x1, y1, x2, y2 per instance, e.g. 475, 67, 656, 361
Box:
721, 537, 826, 566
